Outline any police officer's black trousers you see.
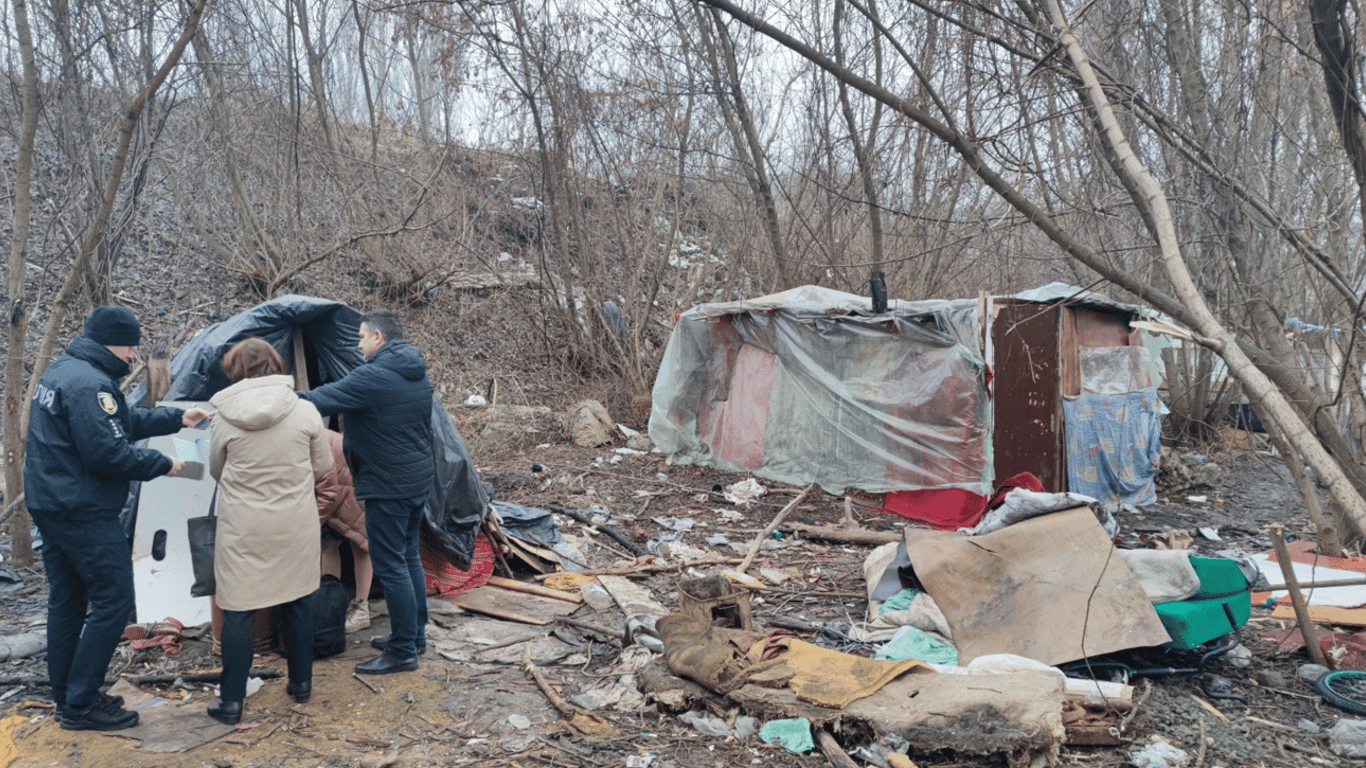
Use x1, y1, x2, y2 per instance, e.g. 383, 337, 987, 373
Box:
34, 512, 137, 711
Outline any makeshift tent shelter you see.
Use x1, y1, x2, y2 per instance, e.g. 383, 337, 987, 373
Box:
125, 294, 490, 575
649, 284, 1163, 521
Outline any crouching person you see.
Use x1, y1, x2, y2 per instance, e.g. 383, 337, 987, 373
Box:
206, 338, 331, 724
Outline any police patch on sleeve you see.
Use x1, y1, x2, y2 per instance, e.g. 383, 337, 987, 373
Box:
98, 392, 119, 415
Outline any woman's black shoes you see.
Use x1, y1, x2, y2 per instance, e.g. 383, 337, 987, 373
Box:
207, 700, 242, 725
287, 681, 311, 704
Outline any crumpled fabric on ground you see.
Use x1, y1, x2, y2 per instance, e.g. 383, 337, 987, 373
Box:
123, 617, 184, 655
657, 612, 933, 709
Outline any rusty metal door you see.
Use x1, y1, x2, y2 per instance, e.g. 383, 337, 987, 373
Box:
992, 303, 1065, 492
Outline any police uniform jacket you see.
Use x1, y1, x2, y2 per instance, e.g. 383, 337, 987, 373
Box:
300, 339, 435, 501
24, 336, 184, 517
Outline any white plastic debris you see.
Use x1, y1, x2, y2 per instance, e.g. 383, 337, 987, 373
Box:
723, 478, 767, 505
464, 394, 487, 406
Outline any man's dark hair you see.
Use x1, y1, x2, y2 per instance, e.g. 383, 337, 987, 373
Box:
361, 310, 405, 342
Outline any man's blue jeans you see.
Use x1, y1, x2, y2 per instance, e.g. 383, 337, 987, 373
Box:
365, 497, 428, 658
33, 511, 136, 710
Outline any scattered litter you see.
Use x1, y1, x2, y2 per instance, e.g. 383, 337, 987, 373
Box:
704, 535, 730, 548
613, 448, 647, 455
624, 754, 656, 768
719, 569, 765, 591
679, 711, 731, 738
759, 718, 814, 753
618, 424, 641, 438
1127, 738, 1190, 768
1328, 718, 1366, 757
1227, 644, 1252, 668
717, 508, 745, 522
758, 567, 791, 585
1299, 663, 1330, 682
508, 714, 531, 730
733, 716, 759, 738
581, 581, 614, 611
1186, 495, 1207, 503
1197, 527, 1222, 541
543, 572, 596, 591
0, 631, 46, 662
1298, 718, 1320, 733
873, 625, 958, 665
722, 478, 767, 506
465, 394, 487, 406
651, 516, 695, 532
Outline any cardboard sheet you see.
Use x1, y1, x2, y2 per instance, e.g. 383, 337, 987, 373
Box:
1249, 540, 1366, 625
904, 507, 1170, 665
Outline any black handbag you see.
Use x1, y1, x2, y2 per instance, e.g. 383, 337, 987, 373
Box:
187, 486, 218, 598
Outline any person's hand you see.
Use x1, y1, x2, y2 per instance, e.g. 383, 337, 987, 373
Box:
183, 408, 214, 428
166, 457, 186, 477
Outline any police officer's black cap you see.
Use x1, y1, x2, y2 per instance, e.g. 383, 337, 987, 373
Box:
83, 306, 142, 347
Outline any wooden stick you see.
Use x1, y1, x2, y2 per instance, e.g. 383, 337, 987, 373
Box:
487, 576, 583, 604
1264, 576, 1366, 590
782, 521, 900, 546
531, 558, 744, 581
353, 673, 383, 694
1188, 694, 1229, 723
815, 729, 861, 768
1266, 524, 1328, 667
521, 646, 610, 730
738, 484, 817, 574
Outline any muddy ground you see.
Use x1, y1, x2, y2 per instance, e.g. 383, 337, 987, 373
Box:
0, 443, 1358, 768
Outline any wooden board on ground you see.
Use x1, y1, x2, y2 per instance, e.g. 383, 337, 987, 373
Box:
440, 584, 579, 625
597, 574, 669, 618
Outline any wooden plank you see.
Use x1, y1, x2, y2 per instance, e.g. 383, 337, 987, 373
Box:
597, 574, 668, 618
488, 575, 583, 604
292, 330, 310, 391
442, 585, 579, 625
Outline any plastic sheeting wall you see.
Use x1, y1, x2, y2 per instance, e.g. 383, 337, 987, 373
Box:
649, 287, 990, 495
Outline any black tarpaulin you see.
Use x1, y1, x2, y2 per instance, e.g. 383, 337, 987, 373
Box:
129, 294, 491, 569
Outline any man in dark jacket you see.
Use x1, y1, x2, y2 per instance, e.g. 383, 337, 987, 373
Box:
25, 306, 212, 731
301, 309, 434, 675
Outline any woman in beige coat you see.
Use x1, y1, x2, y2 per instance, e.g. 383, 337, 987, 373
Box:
206, 337, 331, 725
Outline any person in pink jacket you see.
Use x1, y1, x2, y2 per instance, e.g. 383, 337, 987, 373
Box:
316, 428, 374, 632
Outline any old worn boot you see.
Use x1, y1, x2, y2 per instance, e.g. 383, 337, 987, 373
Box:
344, 600, 370, 633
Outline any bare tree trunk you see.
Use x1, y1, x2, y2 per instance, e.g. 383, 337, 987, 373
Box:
4, 0, 42, 567
694, 5, 790, 287
697, 0, 1366, 537
28, 0, 210, 411
1041, 0, 1366, 534
833, 0, 885, 272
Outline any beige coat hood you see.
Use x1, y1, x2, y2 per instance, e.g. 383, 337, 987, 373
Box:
211, 374, 300, 431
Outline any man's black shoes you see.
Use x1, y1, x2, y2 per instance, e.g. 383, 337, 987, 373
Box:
355, 652, 418, 675
369, 636, 426, 654
59, 700, 138, 731
287, 681, 311, 704
207, 700, 242, 725
55, 692, 126, 724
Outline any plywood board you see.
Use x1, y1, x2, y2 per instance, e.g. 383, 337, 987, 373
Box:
905, 507, 1170, 665
442, 585, 579, 625
130, 402, 217, 626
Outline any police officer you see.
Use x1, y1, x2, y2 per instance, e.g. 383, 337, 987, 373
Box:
24, 306, 212, 731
